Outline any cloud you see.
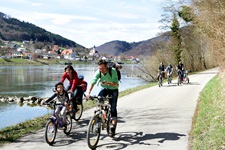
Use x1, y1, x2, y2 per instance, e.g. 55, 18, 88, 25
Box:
0, 0, 164, 48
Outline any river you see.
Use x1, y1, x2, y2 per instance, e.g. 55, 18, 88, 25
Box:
0, 64, 147, 129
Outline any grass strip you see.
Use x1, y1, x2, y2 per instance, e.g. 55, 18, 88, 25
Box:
190, 75, 225, 150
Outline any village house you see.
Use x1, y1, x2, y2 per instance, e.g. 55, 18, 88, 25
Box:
61, 49, 77, 60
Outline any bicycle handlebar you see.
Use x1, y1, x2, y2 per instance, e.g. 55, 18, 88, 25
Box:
43, 101, 65, 106
84, 94, 112, 101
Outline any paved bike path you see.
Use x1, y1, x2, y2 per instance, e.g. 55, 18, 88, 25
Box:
1, 68, 219, 150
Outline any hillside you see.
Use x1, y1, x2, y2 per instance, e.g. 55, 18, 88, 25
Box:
96, 34, 170, 56
0, 12, 84, 49
0, 11, 171, 57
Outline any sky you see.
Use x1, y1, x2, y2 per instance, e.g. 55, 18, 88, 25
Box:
0, 0, 166, 48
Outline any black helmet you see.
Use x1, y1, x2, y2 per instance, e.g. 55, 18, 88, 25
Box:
78, 75, 84, 80
55, 82, 64, 90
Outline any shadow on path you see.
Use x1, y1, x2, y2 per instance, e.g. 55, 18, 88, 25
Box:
96, 131, 186, 150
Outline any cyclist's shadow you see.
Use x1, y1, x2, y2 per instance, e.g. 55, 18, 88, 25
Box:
114, 131, 186, 143
97, 131, 186, 149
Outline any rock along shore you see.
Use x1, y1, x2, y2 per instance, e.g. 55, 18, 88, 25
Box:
0, 96, 46, 105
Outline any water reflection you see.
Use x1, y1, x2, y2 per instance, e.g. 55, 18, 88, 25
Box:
0, 64, 144, 97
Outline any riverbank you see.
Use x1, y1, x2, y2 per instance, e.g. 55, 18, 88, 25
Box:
0, 58, 89, 66
0, 83, 155, 146
0, 58, 135, 66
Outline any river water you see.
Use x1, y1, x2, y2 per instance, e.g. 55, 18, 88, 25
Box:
0, 64, 147, 129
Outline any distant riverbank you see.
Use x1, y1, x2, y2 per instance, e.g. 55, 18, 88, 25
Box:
0, 58, 89, 66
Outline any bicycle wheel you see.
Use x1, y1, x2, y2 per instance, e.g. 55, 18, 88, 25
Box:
169, 76, 172, 84
63, 112, 72, 135
45, 120, 57, 145
158, 77, 162, 87
106, 111, 112, 136
87, 114, 101, 149
178, 77, 181, 85
75, 103, 83, 121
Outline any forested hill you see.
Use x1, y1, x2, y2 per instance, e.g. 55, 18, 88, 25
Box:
95, 34, 170, 56
0, 12, 84, 48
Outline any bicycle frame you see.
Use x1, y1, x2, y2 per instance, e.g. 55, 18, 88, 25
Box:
48, 102, 65, 128
93, 96, 111, 129
87, 96, 112, 149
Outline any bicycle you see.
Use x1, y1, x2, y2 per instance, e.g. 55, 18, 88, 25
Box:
167, 73, 172, 84
86, 95, 113, 149
158, 71, 164, 87
177, 69, 183, 85
183, 70, 190, 84
44, 101, 72, 145
67, 92, 83, 121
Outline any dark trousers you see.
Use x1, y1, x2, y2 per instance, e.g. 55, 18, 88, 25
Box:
98, 88, 118, 118
66, 85, 83, 111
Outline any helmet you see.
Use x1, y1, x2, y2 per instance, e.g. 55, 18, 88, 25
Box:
55, 82, 64, 90
78, 75, 84, 80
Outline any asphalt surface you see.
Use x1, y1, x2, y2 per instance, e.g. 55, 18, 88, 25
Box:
1, 68, 219, 150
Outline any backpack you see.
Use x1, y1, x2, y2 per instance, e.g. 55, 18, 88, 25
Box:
99, 62, 121, 82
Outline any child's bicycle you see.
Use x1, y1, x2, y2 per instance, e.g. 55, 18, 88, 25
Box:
43, 101, 72, 145
86, 95, 113, 149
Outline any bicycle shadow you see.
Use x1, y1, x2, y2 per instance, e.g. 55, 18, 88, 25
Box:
50, 117, 90, 147
96, 131, 186, 150
51, 116, 126, 147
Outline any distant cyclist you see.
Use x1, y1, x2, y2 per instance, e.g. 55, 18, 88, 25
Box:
165, 64, 173, 78
176, 61, 184, 80
158, 62, 165, 80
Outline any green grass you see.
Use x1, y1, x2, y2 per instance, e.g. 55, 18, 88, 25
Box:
0, 82, 155, 146
190, 75, 225, 150
0, 115, 50, 145
0, 58, 43, 65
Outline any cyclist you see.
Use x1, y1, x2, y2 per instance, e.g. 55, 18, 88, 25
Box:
158, 62, 165, 80
165, 63, 173, 79
176, 61, 185, 80
42, 82, 69, 128
78, 74, 88, 100
61, 65, 82, 119
86, 59, 119, 136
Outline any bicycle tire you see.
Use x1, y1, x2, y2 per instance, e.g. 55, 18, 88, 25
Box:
168, 76, 172, 84
178, 77, 181, 85
159, 77, 162, 87
106, 111, 112, 136
87, 113, 101, 149
63, 112, 72, 135
75, 103, 83, 121
45, 119, 57, 145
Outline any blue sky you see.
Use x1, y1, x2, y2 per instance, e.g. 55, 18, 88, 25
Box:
0, 0, 166, 48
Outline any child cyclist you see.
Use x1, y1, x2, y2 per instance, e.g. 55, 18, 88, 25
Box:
78, 75, 88, 97
42, 82, 69, 127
